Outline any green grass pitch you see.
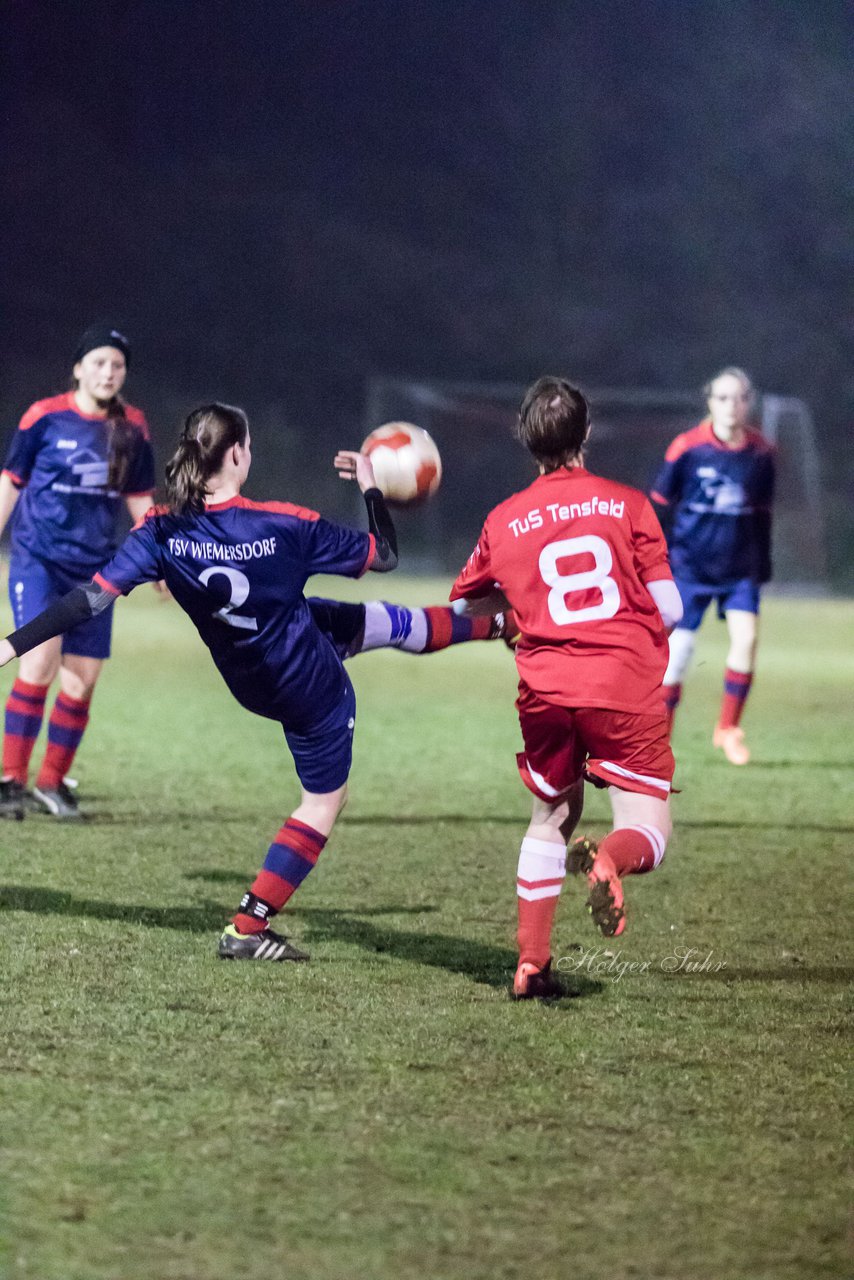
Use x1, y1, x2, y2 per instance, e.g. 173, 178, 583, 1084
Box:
0, 578, 850, 1280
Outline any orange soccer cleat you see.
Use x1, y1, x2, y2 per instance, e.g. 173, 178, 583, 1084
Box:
569, 836, 626, 938
512, 959, 564, 999
713, 724, 751, 765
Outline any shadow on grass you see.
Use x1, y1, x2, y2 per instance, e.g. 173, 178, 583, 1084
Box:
289, 906, 604, 998
0, 884, 226, 933
677, 818, 854, 834
657, 964, 853, 985
0, 884, 600, 998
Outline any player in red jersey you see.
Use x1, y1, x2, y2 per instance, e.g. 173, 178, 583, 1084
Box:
0, 326, 156, 821
451, 377, 683, 998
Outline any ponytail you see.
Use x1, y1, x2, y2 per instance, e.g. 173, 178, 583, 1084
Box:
68, 369, 137, 492
165, 402, 249, 516
105, 400, 139, 491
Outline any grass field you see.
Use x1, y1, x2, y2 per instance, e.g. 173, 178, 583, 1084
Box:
0, 579, 851, 1280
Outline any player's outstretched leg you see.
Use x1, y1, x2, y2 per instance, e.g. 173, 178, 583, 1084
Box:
359, 601, 506, 654
307, 597, 509, 661
219, 784, 346, 961
570, 790, 671, 937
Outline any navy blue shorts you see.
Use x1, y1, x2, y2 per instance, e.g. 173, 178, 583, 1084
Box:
675, 577, 761, 632
8, 552, 114, 659
283, 677, 356, 794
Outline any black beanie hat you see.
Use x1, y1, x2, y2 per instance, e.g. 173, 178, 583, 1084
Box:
73, 324, 131, 368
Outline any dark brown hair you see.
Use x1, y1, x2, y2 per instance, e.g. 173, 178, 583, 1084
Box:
68, 368, 137, 492
164, 403, 249, 515
515, 376, 590, 472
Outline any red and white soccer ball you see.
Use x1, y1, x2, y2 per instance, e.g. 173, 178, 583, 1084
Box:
360, 422, 442, 504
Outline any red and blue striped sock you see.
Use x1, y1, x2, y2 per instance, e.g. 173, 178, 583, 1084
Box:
662, 682, 682, 733
718, 668, 753, 730
233, 818, 328, 934
3, 675, 48, 783
2, 679, 49, 784
36, 692, 91, 790
423, 606, 494, 651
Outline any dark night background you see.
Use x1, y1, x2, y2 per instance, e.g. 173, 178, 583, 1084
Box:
2, 0, 852, 584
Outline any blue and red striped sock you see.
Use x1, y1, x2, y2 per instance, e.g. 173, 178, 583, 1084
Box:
718, 668, 753, 730
2, 679, 49, 784
233, 818, 328, 934
662, 682, 682, 733
36, 692, 91, 790
423, 606, 493, 652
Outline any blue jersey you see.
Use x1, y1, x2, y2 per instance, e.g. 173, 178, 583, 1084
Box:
651, 420, 775, 585
3, 392, 156, 575
94, 495, 375, 730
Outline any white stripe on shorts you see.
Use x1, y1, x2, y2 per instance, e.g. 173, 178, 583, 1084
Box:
596, 761, 670, 792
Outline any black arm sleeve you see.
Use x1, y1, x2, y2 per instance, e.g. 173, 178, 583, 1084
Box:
363, 487, 398, 572
6, 581, 116, 656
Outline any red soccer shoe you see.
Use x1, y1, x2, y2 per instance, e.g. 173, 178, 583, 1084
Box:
569, 836, 626, 938
713, 725, 751, 765
512, 959, 564, 1000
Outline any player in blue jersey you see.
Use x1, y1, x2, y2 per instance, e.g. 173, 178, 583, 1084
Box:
0, 325, 156, 820
651, 368, 775, 765
0, 401, 398, 962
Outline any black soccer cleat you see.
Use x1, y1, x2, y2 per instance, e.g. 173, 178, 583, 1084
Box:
218, 924, 310, 962
31, 782, 83, 821
0, 778, 26, 821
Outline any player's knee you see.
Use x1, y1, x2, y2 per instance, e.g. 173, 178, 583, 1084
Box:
60, 666, 100, 701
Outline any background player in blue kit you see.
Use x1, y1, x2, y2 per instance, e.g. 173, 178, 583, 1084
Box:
0, 325, 156, 820
0, 401, 397, 962
651, 368, 776, 765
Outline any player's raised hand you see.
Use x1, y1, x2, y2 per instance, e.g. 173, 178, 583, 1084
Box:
334, 450, 377, 494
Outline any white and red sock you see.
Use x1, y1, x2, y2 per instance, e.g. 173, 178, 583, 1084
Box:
515, 836, 567, 968
597, 825, 667, 877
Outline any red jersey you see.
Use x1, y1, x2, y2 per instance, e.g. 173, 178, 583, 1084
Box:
451, 467, 673, 714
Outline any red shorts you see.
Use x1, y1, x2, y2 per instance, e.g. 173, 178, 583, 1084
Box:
516, 683, 675, 802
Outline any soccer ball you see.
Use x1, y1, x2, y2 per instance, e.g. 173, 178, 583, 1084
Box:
360, 422, 442, 504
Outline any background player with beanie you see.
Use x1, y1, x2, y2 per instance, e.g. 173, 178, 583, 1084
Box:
0, 402, 398, 963
451, 376, 682, 999
0, 325, 156, 820
651, 368, 775, 765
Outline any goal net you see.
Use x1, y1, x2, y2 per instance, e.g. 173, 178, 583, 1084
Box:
365, 377, 828, 588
